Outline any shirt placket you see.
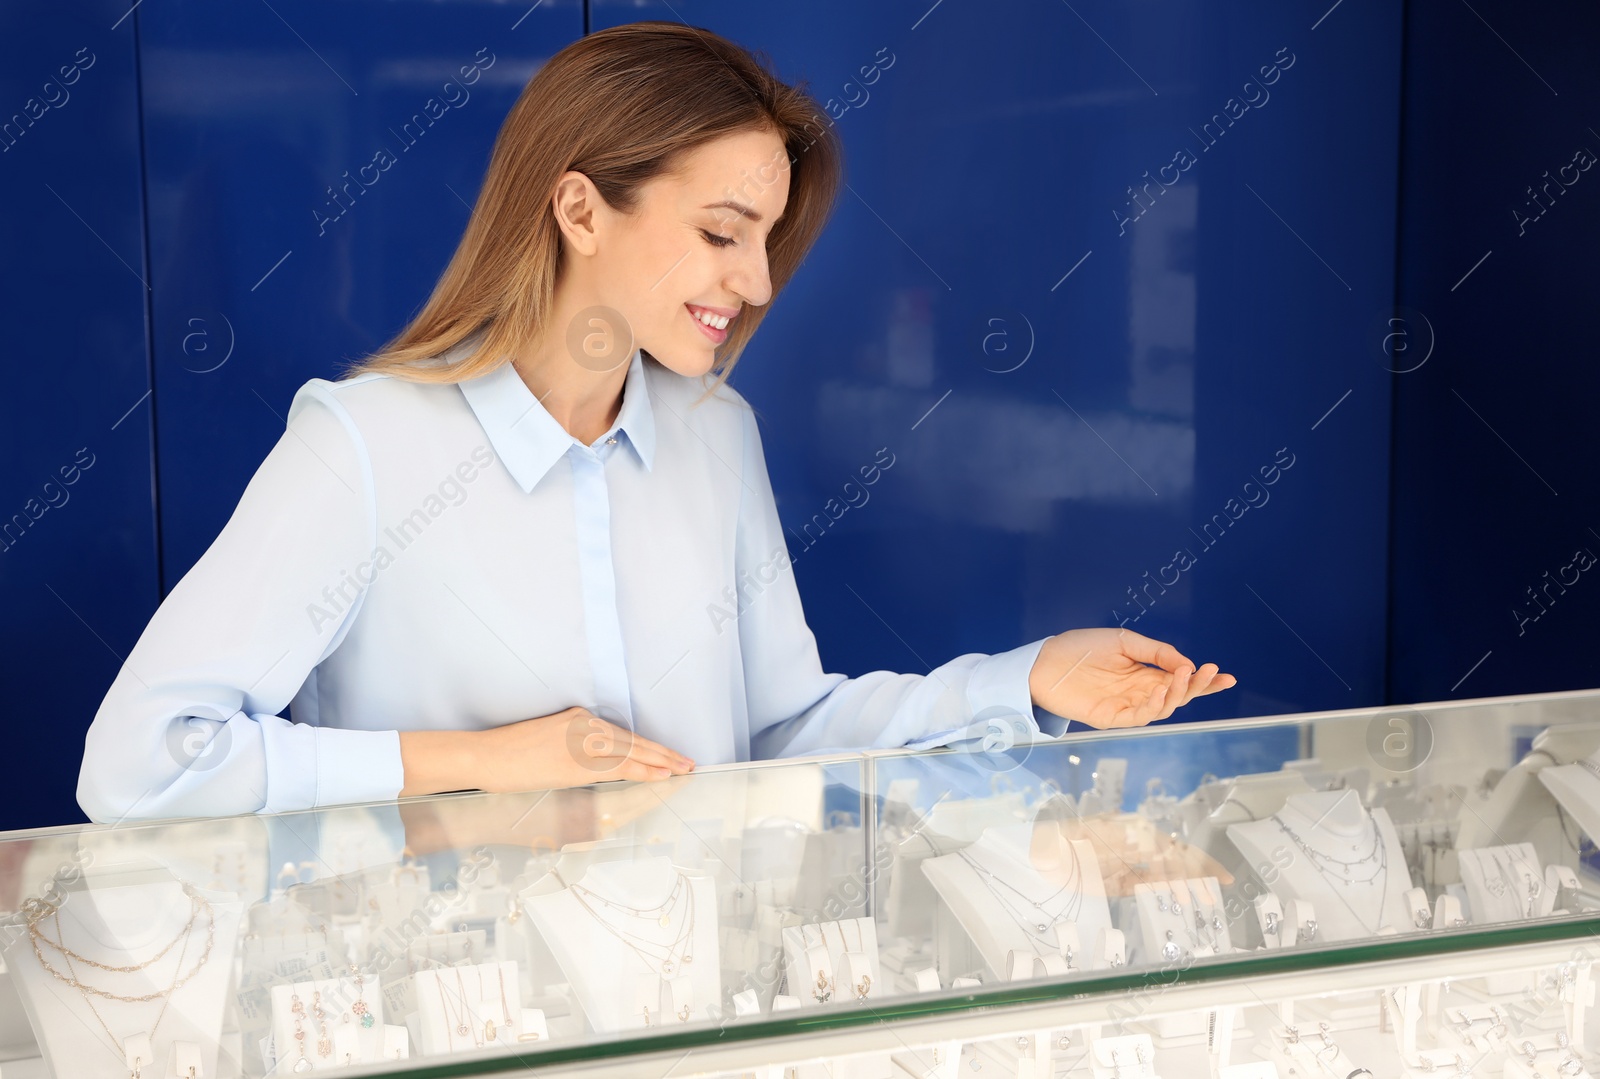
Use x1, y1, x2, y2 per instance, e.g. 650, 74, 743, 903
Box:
568, 438, 635, 731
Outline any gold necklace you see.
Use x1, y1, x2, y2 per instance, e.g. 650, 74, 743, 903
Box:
28, 895, 216, 1002
51, 903, 202, 1077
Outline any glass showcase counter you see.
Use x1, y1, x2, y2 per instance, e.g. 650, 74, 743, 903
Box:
6, 687, 1600, 1078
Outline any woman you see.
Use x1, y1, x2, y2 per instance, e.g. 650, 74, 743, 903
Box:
77, 23, 1234, 824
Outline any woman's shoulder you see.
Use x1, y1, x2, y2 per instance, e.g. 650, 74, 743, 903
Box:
288, 365, 463, 427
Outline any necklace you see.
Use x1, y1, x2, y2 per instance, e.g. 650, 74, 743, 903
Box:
496, 964, 514, 1030
1486, 850, 1541, 918
1271, 812, 1389, 934
27, 892, 209, 1078
27, 892, 216, 1000
1271, 812, 1384, 880
956, 842, 1084, 943
564, 870, 697, 978
454, 968, 483, 1048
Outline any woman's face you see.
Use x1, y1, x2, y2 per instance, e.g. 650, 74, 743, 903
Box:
577, 127, 791, 378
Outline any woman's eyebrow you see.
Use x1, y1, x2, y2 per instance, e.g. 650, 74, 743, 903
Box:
702, 199, 763, 223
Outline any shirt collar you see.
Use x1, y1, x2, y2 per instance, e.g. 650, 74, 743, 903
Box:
457, 345, 656, 493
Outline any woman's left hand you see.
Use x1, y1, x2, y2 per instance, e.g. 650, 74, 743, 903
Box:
1027, 627, 1236, 729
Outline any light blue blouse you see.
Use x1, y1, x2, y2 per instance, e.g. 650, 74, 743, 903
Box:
77, 339, 1054, 823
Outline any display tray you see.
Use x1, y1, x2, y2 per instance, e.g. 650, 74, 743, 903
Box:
3, 686, 1598, 1078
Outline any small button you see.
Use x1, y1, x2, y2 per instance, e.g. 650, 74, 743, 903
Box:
605, 436, 618, 445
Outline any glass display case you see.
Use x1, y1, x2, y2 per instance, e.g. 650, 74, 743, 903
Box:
6, 686, 1600, 1078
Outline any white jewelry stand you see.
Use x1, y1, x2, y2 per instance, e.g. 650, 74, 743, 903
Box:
3, 878, 243, 1079
1227, 791, 1411, 942
781, 918, 881, 1008
411, 961, 520, 1056
1539, 752, 1600, 859
1132, 878, 1232, 963
1458, 844, 1544, 924
921, 823, 1111, 979
524, 856, 719, 1033
269, 972, 388, 1069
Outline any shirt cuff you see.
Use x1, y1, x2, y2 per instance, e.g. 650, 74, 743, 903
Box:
316, 726, 405, 808
260, 719, 405, 814
907, 636, 1061, 751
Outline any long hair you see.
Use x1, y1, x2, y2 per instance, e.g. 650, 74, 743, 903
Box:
339, 21, 843, 402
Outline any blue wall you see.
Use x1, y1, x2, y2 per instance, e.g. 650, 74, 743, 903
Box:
2, 0, 1594, 830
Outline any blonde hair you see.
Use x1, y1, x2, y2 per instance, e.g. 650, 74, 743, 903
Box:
340, 21, 843, 401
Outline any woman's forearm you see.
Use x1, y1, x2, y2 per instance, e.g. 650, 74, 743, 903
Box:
398, 729, 483, 796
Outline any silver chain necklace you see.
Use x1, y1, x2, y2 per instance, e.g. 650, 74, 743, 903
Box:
564, 871, 697, 977
956, 842, 1084, 942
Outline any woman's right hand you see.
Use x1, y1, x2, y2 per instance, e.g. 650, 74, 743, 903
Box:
398, 707, 695, 797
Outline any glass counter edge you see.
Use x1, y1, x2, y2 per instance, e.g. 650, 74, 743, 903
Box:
25, 683, 1600, 843
337, 910, 1600, 1079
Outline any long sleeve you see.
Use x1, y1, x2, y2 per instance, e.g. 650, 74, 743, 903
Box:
734, 402, 1058, 759
76, 381, 405, 824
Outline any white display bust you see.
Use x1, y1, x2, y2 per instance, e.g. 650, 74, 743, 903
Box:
4, 877, 243, 1079
1227, 790, 1409, 942
921, 822, 1111, 977
524, 856, 719, 1033
1537, 751, 1600, 850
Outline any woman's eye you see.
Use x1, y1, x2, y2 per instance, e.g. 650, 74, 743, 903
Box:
699, 229, 736, 248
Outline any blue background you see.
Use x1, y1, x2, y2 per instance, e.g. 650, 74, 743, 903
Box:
2, 0, 1595, 830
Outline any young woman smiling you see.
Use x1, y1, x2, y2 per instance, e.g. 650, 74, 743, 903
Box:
77, 22, 1234, 824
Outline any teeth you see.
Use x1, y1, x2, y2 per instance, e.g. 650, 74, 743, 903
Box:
690, 307, 730, 330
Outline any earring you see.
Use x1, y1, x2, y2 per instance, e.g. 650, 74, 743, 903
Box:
313, 991, 332, 1058
1161, 930, 1181, 962
351, 968, 375, 1029
1264, 911, 1280, 936
678, 1004, 691, 1022
814, 970, 833, 1004
855, 974, 872, 1002
290, 993, 312, 1073
1301, 919, 1318, 942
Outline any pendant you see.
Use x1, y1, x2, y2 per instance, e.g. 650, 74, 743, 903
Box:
457, 1022, 470, 1036
1161, 930, 1180, 961
317, 1037, 332, 1058
293, 1060, 313, 1074
662, 960, 675, 976
659, 913, 671, 927
1035, 922, 1047, 932
361, 1013, 375, 1029
486, 1019, 497, 1042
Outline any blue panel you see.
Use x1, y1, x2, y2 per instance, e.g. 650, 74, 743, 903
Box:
1389, 0, 1600, 701
593, 2, 1402, 724
0, 2, 158, 828
138, 1, 583, 589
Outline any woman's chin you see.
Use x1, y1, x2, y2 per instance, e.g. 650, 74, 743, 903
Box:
648, 344, 720, 379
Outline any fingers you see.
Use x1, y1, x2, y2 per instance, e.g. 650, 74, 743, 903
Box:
576, 716, 694, 770
610, 758, 677, 783
1114, 628, 1194, 673
1156, 665, 1194, 720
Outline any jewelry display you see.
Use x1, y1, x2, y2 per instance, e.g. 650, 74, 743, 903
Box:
10, 706, 1600, 1079
13, 881, 230, 1079
954, 844, 1085, 943
528, 859, 718, 1034
564, 868, 697, 977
